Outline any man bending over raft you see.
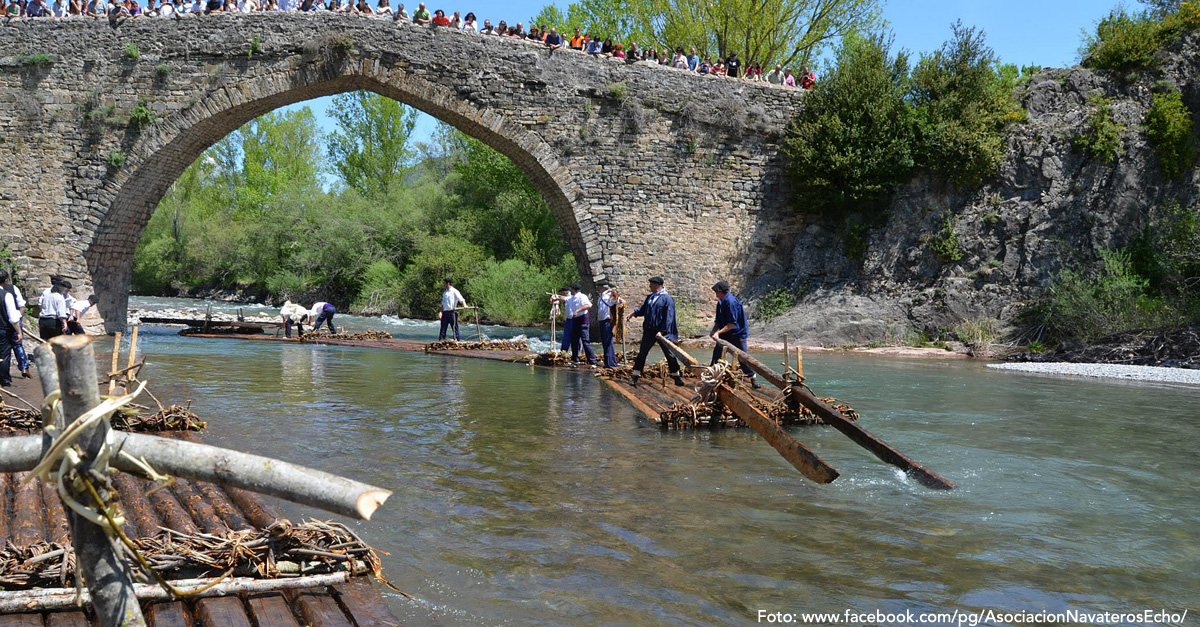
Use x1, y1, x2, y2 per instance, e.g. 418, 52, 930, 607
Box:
625, 276, 684, 388
309, 301, 337, 334
280, 301, 308, 338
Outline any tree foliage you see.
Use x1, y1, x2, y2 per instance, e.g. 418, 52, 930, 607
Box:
1145, 88, 1195, 179
133, 93, 578, 325
540, 0, 882, 68
326, 92, 418, 197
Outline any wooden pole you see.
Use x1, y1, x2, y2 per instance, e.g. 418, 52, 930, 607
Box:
782, 333, 789, 377
796, 346, 803, 378
714, 338, 955, 490
108, 330, 122, 395
619, 303, 627, 363
47, 334, 148, 627
125, 324, 139, 393
204, 304, 212, 333
474, 306, 482, 342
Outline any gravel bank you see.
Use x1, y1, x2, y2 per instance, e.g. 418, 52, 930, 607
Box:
988, 362, 1200, 385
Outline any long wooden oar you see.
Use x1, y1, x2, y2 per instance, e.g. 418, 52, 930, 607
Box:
715, 338, 955, 490
655, 335, 839, 484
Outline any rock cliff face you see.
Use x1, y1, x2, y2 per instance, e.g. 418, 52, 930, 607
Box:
756, 35, 1200, 345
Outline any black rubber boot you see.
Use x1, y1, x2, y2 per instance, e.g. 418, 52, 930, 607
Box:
673, 375, 686, 387
750, 377, 762, 390
630, 374, 640, 387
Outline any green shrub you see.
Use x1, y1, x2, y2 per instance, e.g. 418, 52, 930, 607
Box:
841, 220, 872, 262
249, 34, 263, 58
1074, 95, 1125, 162
351, 259, 403, 313
784, 33, 915, 215
1130, 202, 1200, 302
607, 82, 628, 102
1044, 249, 1172, 342
1083, 9, 1163, 70
470, 256, 576, 326
107, 151, 126, 167
756, 288, 796, 322
395, 235, 489, 318
954, 318, 999, 347
124, 42, 140, 60
1145, 89, 1194, 179
910, 22, 1021, 186
264, 270, 312, 303
22, 53, 53, 67
930, 211, 963, 262
1027, 340, 1049, 353
156, 64, 172, 77
674, 298, 706, 338
129, 100, 155, 130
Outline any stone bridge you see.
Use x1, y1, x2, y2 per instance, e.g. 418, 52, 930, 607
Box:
0, 14, 805, 330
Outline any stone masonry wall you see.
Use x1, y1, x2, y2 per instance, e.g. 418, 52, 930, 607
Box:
0, 14, 806, 331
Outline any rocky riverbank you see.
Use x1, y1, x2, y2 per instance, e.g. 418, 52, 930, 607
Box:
1007, 326, 1200, 370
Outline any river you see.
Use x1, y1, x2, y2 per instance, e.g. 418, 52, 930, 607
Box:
119, 297, 1198, 626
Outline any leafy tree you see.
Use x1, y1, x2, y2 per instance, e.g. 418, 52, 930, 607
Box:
326, 91, 418, 197
784, 33, 914, 214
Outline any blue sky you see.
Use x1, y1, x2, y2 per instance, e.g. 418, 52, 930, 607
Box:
282, 0, 1133, 147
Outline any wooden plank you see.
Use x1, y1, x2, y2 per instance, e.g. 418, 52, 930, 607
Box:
0, 614, 43, 627
714, 338, 956, 490
333, 580, 404, 627
715, 386, 839, 484
288, 587, 354, 627
11, 472, 46, 546
45, 612, 89, 627
245, 593, 302, 627
110, 472, 164, 538
597, 377, 661, 423
194, 597, 251, 627
38, 479, 71, 544
145, 602, 190, 627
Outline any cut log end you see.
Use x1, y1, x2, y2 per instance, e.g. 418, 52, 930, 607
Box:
357, 490, 391, 520
49, 334, 93, 350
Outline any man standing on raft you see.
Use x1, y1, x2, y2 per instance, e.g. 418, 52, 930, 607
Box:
625, 276, 684, 388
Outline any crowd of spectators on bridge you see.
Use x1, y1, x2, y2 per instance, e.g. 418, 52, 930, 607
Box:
3, 0, 816, 89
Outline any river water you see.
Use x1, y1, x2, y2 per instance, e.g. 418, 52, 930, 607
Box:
120, 297, 1198, 626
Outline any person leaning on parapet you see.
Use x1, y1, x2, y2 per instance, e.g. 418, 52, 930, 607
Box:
544, 27, 563, 51
766, 64, 785, 85
708, 281, 760, 389
0, 270, 29, 386
439, 278, 467, 341
67, 294, 99, 335
625, 276, 683, 388
409, 0, 428, 24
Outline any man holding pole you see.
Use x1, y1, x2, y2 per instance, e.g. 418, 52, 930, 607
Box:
566, 283, 597, 367
550, 286, 570, 352
440, 278, 467, 341
709, 281, 760, 389
596, 280, 624, 368
625, 276, 684, 387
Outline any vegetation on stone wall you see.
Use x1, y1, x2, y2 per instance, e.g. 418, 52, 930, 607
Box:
131, 93, 578, 326
1145, 88, 1195, 179
783, 25, 1025, 217
1082, 2, 1200, 71
1073, 95, 1124, 163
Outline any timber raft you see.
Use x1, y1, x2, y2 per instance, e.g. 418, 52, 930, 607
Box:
177, 325, 956, 489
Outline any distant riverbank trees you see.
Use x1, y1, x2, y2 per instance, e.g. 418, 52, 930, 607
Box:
132, 93, 577, 326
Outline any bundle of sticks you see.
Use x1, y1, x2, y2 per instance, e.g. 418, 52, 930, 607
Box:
525, 351, 571, 366
110, 404, 207, 433
300, 330, 393, 341
0, 519, 384, 590
0, 406, 41, 435
424, 339, 529, 352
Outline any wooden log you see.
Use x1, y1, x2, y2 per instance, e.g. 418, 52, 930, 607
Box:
245, 594, 302, 627
145, 602, 190, 627
40, 478, 72, 544
110, 471, 164, 539
0, 573, 349, 613
112, 434, 391, 521
288, 587, 354, 627
333, 580, 403, 627
11, 471, 46, 546
715, 338, 956, 490
0, 615, 43, 627
145, 481, 200, 536
168, 477, 228, 535
714, 386, 838, 484
223, 486, 281, 530
192, 482, 253, 531
108, 331, 122, 396
597, 377, 662, 423
46, 611, 91, 627
0, 433, 391, 520
0, 472, 10, 545
195, 597, 251, 627
49, 334, 148, 627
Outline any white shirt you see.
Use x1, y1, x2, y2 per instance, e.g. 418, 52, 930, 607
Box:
12, 285, 25, 309
309, 302, 330, 318
597, 289, 621, 321
441, 287, 465, 312
41, 292, 68, 319
567, 292, 591, 319
64, 293, 75, 311
70, 299, 92, 320
3, 290, 21, 326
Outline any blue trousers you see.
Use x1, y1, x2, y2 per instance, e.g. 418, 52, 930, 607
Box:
711, 333, 754, 378
559, 317, 573, 351
570, 315, 596, 363
313, 304, 336, 333
600, 318, 618, 368
439, 310, 460, 340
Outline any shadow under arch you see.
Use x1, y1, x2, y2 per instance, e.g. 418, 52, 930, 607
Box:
87, 59, 596, 332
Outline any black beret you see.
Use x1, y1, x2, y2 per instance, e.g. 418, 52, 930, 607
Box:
649, 276, 664, 285
570, 282, 582, 290
443, 277, 453, 284
595, 279, 610, 287
711, 281, 729, 292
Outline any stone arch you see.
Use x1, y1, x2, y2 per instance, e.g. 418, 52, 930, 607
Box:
86, 57, 597, 331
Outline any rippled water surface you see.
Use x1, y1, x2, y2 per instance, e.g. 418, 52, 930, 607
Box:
120, 297, 1199, 626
